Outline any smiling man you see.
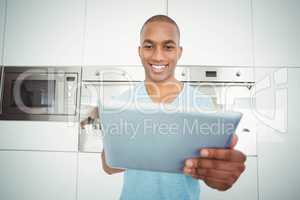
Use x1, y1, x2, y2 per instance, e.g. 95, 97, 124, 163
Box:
101, 15, 246, 200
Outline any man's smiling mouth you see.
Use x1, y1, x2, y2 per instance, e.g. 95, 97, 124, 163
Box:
150, 64, 168, 73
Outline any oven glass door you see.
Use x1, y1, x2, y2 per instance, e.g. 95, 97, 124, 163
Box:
3, 71, 68, 116
79, 81, 136, 152
188, 83, 257, 156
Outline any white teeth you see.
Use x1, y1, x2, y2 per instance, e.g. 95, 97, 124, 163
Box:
150, 64, 167, 73
152, 65, 166, 69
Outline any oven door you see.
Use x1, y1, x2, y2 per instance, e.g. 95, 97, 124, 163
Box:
187, 82, 257, 156
0, 68, 79, 121
79, 81, 137, 152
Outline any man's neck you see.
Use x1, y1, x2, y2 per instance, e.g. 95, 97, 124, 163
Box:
144, 77, 183, 103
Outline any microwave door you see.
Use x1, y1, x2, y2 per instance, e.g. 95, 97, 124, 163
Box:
3, 72, 62, 115
3, 74, 46, 115
22, 80, 55, 109
22, 79, 54, 114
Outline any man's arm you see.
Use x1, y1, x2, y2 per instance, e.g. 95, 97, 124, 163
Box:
101, 151, 125, 175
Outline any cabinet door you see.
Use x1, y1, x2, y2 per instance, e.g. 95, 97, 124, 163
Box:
0, 121, 79, 151
0, 0, 5, 65
0, 151, 77, 200
256, 68, 300, 199
200, 157, 258, 200
253, 0, 300, 67
77, 152, 123, 200
84, 0, 166, 65
3, 0, 85, 66
168, 0, 252, 66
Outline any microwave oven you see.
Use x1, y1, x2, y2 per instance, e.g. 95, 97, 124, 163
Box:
0, 67, 81, 121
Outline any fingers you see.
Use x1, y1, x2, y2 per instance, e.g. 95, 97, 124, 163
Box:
183, 158, 246, 191
200, 148, 246, 163
183, 166, 241, 191
194, 168, 240, 183
229, 134, 238, 149
188, 168, 241, 191
201, 177, 233, 191
80, 121, 86, 129
185, 158, 245, 173
186, 169, 235, 191
183, 146, 247, 191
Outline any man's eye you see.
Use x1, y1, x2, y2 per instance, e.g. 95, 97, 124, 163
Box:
165, 46, 175, 50
144, 45, 153, 49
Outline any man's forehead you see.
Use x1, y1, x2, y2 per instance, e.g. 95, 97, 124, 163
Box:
142, 39, 177, 44
140, 21, 180, 44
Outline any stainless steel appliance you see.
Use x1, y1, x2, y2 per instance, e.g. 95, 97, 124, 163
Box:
185, 66, 256, 156
79, 66, 256, 156
0, 67, 81, 121
0, 67, 81, 151
79, 66, 186, 152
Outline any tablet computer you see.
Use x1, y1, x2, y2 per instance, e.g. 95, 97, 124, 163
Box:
101, 104, 242, 173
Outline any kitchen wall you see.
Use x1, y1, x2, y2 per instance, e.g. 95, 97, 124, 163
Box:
0, 0, 299, 200
1, 0, 300, 67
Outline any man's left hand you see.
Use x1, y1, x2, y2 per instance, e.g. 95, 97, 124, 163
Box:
183, 134, 246, 191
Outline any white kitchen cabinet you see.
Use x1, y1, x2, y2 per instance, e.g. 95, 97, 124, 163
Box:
168, 0, 253, 66
200, 157, 258, 200
255, 68, 300, 199
253, 0, 300, 67
84, 0, 166, 66
0, 0, 5, 65
77, 152, 123, 200
0, 121, 79, 151
0, 151, 77, 200
3, 0, 85, 66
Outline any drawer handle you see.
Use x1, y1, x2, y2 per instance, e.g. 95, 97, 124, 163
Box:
242, 128, 250, 133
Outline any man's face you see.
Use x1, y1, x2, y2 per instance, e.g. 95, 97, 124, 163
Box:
139, 21, 182, 83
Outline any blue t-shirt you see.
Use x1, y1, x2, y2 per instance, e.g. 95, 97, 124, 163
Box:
114, 81, 214, 200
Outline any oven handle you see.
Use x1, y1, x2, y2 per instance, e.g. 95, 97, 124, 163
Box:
187, 82, 254, 90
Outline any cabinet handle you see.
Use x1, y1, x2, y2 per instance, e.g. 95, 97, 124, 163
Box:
242, 128, 250, 133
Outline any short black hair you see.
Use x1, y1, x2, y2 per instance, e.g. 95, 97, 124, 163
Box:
140, 15, 181, 43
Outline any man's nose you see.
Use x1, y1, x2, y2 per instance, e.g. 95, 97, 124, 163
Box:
152, 47, 165, 61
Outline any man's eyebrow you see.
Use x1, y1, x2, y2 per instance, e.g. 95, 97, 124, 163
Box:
142, 39, 154, 44
163, 40, 176, 45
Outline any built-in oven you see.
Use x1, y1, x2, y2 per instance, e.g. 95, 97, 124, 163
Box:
79, 66, 257, 156
0, 67, 81, 121
185, 67, 256, 156
79, 66, 186, 152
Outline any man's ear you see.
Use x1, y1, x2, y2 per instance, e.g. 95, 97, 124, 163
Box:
138, 46, 141, 58
177, 46, 183, 60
